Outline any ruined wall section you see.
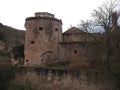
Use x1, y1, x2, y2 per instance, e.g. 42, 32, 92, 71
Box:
62, 33, 90, 42
11, 67, 118, 90
59, 42, 91, 67
24, 13, 62, 66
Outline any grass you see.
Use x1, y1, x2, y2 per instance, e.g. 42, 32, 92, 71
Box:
8, 84, 34, 90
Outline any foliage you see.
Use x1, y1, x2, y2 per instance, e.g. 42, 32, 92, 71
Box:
0, 65, 15, 90
8, 85, 25, 90
11, 44, 24, 64
0, 50, 10, 56
8, 85, 33, 90
0, 23, 25, 50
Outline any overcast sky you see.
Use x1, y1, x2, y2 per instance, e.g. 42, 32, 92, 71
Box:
0, 0, 107, 31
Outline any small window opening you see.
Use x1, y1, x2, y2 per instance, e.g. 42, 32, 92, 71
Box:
39, 27, 43, 30
55, 28, 58, 31
31, 41, 35, 44
74, 50, 77, 54
41, 59, 44, 61
26, 59, 29, 62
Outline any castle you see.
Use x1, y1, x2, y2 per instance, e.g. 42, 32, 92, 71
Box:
24, 12, 120, 68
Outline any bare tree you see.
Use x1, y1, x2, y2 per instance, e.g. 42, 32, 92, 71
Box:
92, 0, 120, 33
79, 20, 95, 33
79, 0, 120, 69
79, 0, 120, 32
92, 0, 120, 69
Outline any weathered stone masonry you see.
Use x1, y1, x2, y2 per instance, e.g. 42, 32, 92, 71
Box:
24, 12, 92, 66
24, 12, 62, 66
13, 67, 117, 90
24, 12, 120, 68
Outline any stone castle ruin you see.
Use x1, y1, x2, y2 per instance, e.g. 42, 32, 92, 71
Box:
8, 12, 120, 90
24, 12, 91, 66
24, 12, 62, 66
24, 12, 120, 68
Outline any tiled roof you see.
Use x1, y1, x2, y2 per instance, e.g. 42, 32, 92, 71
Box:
63, 27, 85, 34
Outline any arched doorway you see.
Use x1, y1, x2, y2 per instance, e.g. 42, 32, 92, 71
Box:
40, 51, 57, 65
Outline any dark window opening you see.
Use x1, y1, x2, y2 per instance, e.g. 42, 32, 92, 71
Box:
74, 50, 77, 54
55, 28, 58, 31
31, 41, 35, 44
26, 59, 29, 62
41, 59, 44, 61
39, 27, 43, 30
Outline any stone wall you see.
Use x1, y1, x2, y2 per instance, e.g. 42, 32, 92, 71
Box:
59, 42, 91, 67
10, 67, 118, 90
62, 33, 89, 42
0, 41, 5, 50
24, 13, 62, 66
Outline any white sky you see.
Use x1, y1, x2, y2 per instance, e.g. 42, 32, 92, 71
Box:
0, 0, 107, 31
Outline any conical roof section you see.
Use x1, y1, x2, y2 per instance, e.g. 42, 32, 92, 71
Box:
63, 26, 85, 34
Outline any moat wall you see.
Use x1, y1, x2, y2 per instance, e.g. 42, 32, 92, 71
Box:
9, 67, 119, 90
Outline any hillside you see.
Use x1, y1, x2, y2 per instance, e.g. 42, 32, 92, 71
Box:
0, 23, 25, 51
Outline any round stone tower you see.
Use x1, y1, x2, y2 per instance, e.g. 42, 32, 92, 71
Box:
24, 12, 62, 66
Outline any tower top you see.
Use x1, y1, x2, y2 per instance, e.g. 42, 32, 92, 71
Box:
25, 12, 62, 24
35, 12, 55, 18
